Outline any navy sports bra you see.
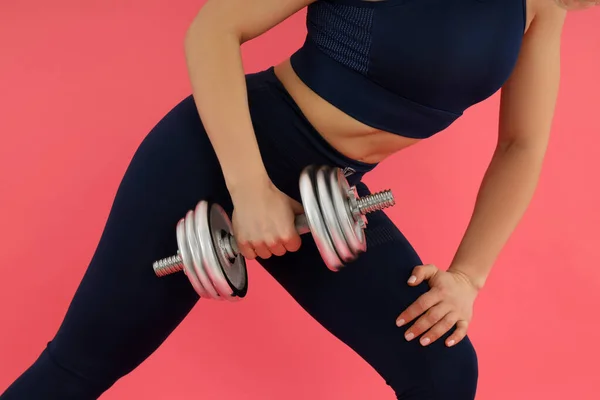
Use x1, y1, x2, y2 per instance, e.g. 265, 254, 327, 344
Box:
289, 0, 527, 139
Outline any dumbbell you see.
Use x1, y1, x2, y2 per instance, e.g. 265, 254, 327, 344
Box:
152, 165, 395, 301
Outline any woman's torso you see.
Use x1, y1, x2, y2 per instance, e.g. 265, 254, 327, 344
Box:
273, 0, 536, 164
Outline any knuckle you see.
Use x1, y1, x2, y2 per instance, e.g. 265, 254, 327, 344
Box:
445, 309, 457, 320
432, 287, 446, 299
413, 318, 428, 330
280, 232, 298, 243
427, 331, 441, 341
408, 318, 420, 328
270, 239, 286, 250
248, 237, 264, 246
428, 310, 443, 322
416, 298, 429, 310
453, 327, 467, 337
236, 236, 249, 246
443, 319, 456, 331
264, 237, 280, 248
445, 312, 458, 323
429, 285, 441, 294
241, 250, 255, 260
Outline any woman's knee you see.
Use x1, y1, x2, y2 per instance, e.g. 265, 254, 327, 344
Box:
388, 336, 478, 400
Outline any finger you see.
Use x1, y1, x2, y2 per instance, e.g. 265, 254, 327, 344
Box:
280, 229, 302, 252
419, 312, 457, 346
266, 239, 287, 257
446, 320, 469, 347
288, 198, 305, 215
403, 304, 449, 342
407, 264, 438, 286
237, 241, 258, 260
396, 290, 442, 327
251, 242, 272, 260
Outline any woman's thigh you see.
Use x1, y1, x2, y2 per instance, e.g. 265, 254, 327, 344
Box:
45, 94, 234, 384
257, 187, 479, 399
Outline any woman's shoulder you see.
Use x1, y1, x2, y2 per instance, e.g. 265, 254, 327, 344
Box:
527, 0, 567, 32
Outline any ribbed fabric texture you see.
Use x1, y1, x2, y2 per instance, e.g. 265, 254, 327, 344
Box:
307, 1, 374, 76
0, 67, 479, 400
291, 0, 526, 139
363, 213, 405, 247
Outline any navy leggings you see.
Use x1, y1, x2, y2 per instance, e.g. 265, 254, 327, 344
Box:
1, 67, 478, 399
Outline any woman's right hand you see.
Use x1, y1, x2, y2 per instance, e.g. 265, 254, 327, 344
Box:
229, 180, 304, 260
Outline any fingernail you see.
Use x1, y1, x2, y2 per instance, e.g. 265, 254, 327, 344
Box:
447, 340, 456, 347
408, 276, 417, 284
420, 337, 430, 346
396, 319, 405, 327
405, 332, 414, 341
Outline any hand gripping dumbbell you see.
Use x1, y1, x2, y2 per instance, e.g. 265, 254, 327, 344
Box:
152, 165, 395, 301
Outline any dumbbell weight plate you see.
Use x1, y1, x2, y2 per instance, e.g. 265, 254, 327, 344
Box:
176, 218, 211, 298
299, 165, 343, 271
330, 167, 367, 256
315, 166, 355, 264
194, 200, 248, 301
185, 210, 222, 300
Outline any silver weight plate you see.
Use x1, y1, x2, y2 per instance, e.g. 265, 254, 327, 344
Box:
299, 165, 343, 271
185, 210, 221, 299
195, 201, 247, 301
176, 218, 210, 298
315, 166, 355, 264
330, 167, 367, 256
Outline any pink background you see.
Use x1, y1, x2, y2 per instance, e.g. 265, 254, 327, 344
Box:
1, 2, 599, 399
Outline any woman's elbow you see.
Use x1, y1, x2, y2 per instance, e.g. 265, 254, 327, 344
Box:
184, 9, 238, 50
495, 136, 549, 165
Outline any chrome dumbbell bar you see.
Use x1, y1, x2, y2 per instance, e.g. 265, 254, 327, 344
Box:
152, 165, 395, 301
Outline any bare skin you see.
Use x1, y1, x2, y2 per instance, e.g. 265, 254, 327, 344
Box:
273, 58, 419, 164
184, 0, 589, 346
273, 0, 536, 164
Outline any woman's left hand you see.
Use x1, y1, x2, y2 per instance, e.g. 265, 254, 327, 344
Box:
396, 264, 480, 347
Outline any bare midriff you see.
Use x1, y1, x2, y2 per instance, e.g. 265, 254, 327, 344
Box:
273, 59, 421, 165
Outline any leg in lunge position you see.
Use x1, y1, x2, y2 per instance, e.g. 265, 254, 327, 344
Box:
256, 185, 479, 399
3, 0, 595, 398
0, 96, 232, 398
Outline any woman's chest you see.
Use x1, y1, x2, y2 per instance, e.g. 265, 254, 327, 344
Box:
308, 0, 528, 112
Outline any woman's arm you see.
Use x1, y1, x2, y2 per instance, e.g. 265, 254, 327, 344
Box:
184, 0, 315, 194
394, 4, 571, 348
448, 4, 567, 289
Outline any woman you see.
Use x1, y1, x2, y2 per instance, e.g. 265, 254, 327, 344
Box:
1, 0, 596, 399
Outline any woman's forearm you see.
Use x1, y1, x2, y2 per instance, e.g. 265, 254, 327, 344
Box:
184, 15, 270, 194
448, 141, 548, 289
